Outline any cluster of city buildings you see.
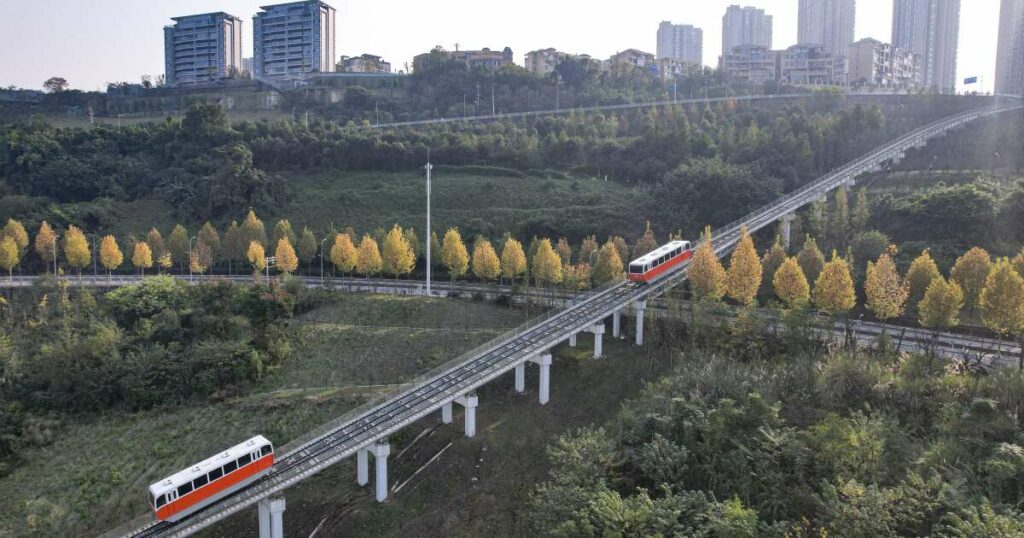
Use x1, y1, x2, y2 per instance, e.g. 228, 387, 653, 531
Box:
163, 0, 1024, 96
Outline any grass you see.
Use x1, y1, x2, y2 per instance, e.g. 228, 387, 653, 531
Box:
0, 294, 528, 537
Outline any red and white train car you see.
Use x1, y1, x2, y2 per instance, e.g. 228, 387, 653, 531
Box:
628, 240, 693, 283
149, 435, 275, 522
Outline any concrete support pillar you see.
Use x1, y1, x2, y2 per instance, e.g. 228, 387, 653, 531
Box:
568, 332, 577, 347
373, 440, 391, 502
780, 213, 796, 250
441, 402, 453, 424
612, 311, 621, 338
530, 353, 553, 405
456, 393, 479, 437
587, 323, 605, 359
634, 301, 647, 346
514, 362, 525, 393
258, 497, 284, 538
357, 448, 369, 486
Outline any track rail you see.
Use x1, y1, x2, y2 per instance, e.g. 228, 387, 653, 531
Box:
103, 100, 1022, 538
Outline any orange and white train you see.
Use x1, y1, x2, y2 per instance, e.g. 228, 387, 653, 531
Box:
149, 436, 275, 522
628, 240, 693, 284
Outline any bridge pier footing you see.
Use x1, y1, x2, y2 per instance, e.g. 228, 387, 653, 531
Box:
634, 301, 647, 346
514, 362, 525, 393
586, 323, 605, 358
258, 497, 286, 538
780, 214, 796, 251
374, 440, 391, 502
357, 448, 369, 485
530, 353, 553, 404
456, 393, 479, 437
613, 311, 621, 338
441, 402, 453, 424
568, 333, 577, 347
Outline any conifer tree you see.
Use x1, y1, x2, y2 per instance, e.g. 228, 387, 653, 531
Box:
247, 241, 266, 278
190, 243, 211, 275
555, 237, 572, 266
632, 221, 658, 258
298, 227, 318, 269
273, 219, 296, 247
578, 235, 599, 267
241, 210, 267, 247
99, 235, 123, 277
146, 228, 166, 260
919, 276, 963, 334
275, 238, 299, 275
611, 236, 630, 266
472, 238, 501, 281
1012, 248, 1024, 277
773, 257, 810, 308
356, 235, 382, 277
429, 231, 442, 269
865, 252, 908, 330
562, 263, 592, 292
403, 227, 420, 269
829, 187, 850, 247
223, 220, 243, 274
532, 239, 563, 287
689, 227, 727, 302
198, 222, 221, 266
812, 252, 856, 317
133, 241, 153, 275
157, 252, 172, 273
330, 233, 358, 275
905, 249, 942, 311
979, 258, 1024, 368
796, 235, 825, 284
593, 241, 625, 285
500, 238, 527, 283
441, 228, 469, 281
726, 226, 762, 305
761, 237, 787, 295
63, 225, 90, 276
168, 224, 189, 273
950, 247, 991, 312
381, 224, 414, 278
2, 219, 29, 257
851, 188, 870, 234
35, 221, 57, 271
806, 199, 827, 240
0, 237, 18, 280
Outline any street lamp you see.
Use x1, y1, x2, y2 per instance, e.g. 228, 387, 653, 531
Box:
188, 236, 196, 283
90, 236, 98, 279
425, 152, 433, 296
320, 236, 329, 286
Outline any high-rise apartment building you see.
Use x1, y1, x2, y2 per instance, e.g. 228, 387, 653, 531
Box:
996, 0, 1024, 95
164, 12, 243, 86
892, 0, 960, 93
657, 22, 703, 65
798, 0, 856, 56
722, 5, 773, 55
253, 1, 336, 79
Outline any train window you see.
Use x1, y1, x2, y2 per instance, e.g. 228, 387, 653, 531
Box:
238, 453, 252, 467
224, 460, 238, 474
209, 467, 223, 481
193, 475, 208, 489
155, 494, 166, 508
261, 445, 272, 457
177, 482, 193, 496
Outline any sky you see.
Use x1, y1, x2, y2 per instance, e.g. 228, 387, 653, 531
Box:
0, 0, 1003, 94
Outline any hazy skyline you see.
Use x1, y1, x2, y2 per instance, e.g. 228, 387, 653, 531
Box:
0, 0, 1002, 93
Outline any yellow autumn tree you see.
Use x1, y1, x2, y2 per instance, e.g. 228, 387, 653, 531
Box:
500, 238, 527, 283
773, 257, 810, 308
168, 224, 189, 273
247, 241, 266, 273
275, 238, 299, 275
0, 237, 18, 280
593, 241, 625, 285
132, 241, 153, 275
330, 233, 358, 275
382, 224, 415, 278
919, 276, 964, 335
157, 252, 173, 273
63, 225, 91, 276
950, 247, 991, 312
864, 253, 908, 328
812, 252, 856, 317
472, 238, 501, 282
726, 226, 762, 305
905, 249, 942, 310
34, 220, 57, 270
298, 227, 318, 269
689, 226, 727, 302
441, 228, 469, 281
1012, 248, 1024, 277
578, 235, 599, 266
632, 221, 658, 259
242, 210, 268, 247
979, 258, 1024, 368
99, 235, 123, 277
532, 239, 563, 287
146, 228, 166, 260
760, 237, 787, 295
555, 237, 572, 266
796, 235, 825, 284
356, 235, 382, 277
2, 219, 29, 256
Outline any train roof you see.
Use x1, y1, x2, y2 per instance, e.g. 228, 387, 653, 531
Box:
149, 435, 272, 495
629, 240, 690, 265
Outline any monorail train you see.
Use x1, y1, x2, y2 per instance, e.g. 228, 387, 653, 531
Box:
628, 240, 693, 283
149, 435, 275, 522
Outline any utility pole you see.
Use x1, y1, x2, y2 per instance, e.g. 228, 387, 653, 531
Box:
555, 72, 560, 110
475, 82, 481, 113
52, 234, 60, 277
491, 85, 495, 116
188, 236, 196, 283
425, 150, 433, 296
320, 236, 328, 286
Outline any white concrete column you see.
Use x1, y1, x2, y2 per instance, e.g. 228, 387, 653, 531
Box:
612, 311, 621, 338
568, 332, 577, 347
587, 323, 605, 359
456, 393, 479, 437
441, 402, 453, 424
357, 448, 369, 486
531, 353, 553, 405
268, 498, 286, 538
634, 301, 647, 346
514, 362, 525, 393
258, 499, 271, 538
373, 440, 391, 502
780, 213, 796, 250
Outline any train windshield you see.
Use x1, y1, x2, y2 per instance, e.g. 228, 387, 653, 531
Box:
629, 263, 644, 274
